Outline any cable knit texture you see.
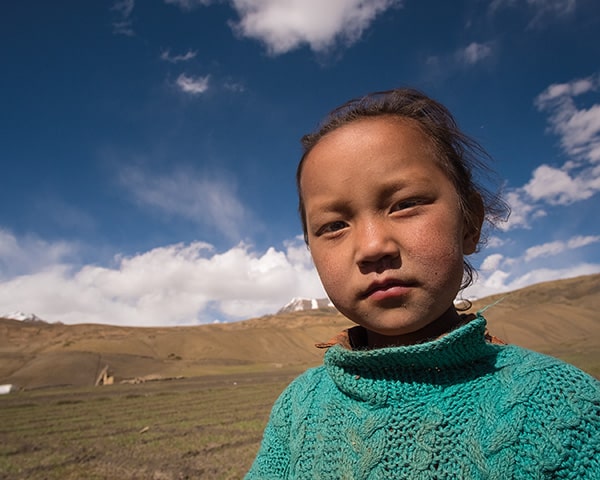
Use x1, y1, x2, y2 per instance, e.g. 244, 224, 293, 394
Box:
245, 315, 600, 479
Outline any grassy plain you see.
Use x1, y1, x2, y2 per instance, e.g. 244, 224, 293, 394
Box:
0, 371, 298, 480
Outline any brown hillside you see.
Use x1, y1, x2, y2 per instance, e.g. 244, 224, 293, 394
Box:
1, 274, 599, 389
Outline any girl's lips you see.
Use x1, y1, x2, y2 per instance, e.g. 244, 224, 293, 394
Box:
362, 279, 414, 301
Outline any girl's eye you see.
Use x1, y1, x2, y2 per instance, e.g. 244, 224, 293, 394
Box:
317, 220, 348, 236
391, 199, 423, 212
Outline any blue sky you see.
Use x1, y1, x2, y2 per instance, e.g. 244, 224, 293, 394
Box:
1, 0, 599, 326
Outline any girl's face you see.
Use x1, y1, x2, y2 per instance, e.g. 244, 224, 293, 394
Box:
300, 117, 481, 347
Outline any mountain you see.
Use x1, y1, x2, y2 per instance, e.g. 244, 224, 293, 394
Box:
277, 297, 335, 314
2, 311, 46, 323
1, 274, 599, 389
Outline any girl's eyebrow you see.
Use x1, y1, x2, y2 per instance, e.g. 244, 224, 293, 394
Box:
375, 177, 433, 200
307, 198, 352, 216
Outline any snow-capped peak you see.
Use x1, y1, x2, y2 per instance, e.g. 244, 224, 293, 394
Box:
277, 297, 335, 314
2, 311, 46, 323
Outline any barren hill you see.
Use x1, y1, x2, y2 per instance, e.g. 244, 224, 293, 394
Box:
1, 274, 599, 389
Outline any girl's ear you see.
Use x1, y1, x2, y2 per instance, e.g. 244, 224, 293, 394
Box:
463, 193, 484, 255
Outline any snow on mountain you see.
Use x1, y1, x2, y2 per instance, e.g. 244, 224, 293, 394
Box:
2, 311, 46, 323
277, 297, 335, 314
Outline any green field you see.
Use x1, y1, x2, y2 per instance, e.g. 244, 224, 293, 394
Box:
0, 371, 299, 480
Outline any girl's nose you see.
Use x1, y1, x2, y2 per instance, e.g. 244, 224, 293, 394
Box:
355, 218, 400, 269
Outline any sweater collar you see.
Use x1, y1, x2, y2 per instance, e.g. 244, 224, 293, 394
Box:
323, 315, 501, 403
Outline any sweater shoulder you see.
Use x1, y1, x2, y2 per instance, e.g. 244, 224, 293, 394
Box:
494, 344, 600, 400
280, 365, 331, 399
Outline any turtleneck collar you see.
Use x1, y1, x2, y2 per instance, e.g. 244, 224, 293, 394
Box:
324, 315, 502, 404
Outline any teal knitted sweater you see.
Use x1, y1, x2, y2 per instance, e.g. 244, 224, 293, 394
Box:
246, 315, 600, 479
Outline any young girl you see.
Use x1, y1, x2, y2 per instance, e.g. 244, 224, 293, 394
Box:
246, 89, 599, 479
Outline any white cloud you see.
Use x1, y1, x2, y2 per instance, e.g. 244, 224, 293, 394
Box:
568, 235, 600, 249
526, 75, 600, 204
523, 240, 564, 262
162, 0, 402, 55
523, 164, 600, 204
457, 42, 493, 65
176, 73, 210, 94
465, 232, 600, 300
535, 75, 600, 163
111, 0, 135, 36
500, 190, 540, 230
0, 235, 324, 326
160, 49, 198, 63
524, 235, 600, 262
480, 253, 504, 271
500, 73, 600, 230
486, 236, 506, 248
119, 166, 249, 242
465, 263, 600, 301
228, 0, 402, 55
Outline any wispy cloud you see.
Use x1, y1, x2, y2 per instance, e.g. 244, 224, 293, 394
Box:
160, 49, 198, 63
425, 41, 494, 80
176, 73, 210, 94
224, 81, 246, 93
489, 0, 576, 28
119, 166, 248, 242
110, 0, 135, 36
0, 229, 78, 280
466, 263, 600, 301
524, 235, 600, 262
0, 234, 323, 326
228, 0, 403, 55
164, 0, 213, 11
456, 42, 493, 65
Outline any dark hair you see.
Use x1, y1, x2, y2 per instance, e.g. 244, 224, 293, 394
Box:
296, 88, 509, 290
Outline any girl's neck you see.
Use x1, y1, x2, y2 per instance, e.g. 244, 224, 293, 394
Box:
366, 307, 466, 348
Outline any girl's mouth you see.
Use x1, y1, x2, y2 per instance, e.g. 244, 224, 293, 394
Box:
361, 279, 415, 300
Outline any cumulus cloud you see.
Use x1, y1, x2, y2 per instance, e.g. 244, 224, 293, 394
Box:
119, 166, 249, 242
523, 164, 600, 205
160, 49, 198, 63
176, 73, 210, 94
111, 0, 135, 36
228, 0, 402, 55
162, 0, 401, 55
0, 234, 325, 326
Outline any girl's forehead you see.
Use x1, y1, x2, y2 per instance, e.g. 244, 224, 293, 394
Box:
301, 120, 453, 203
302, 117, 439, 174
